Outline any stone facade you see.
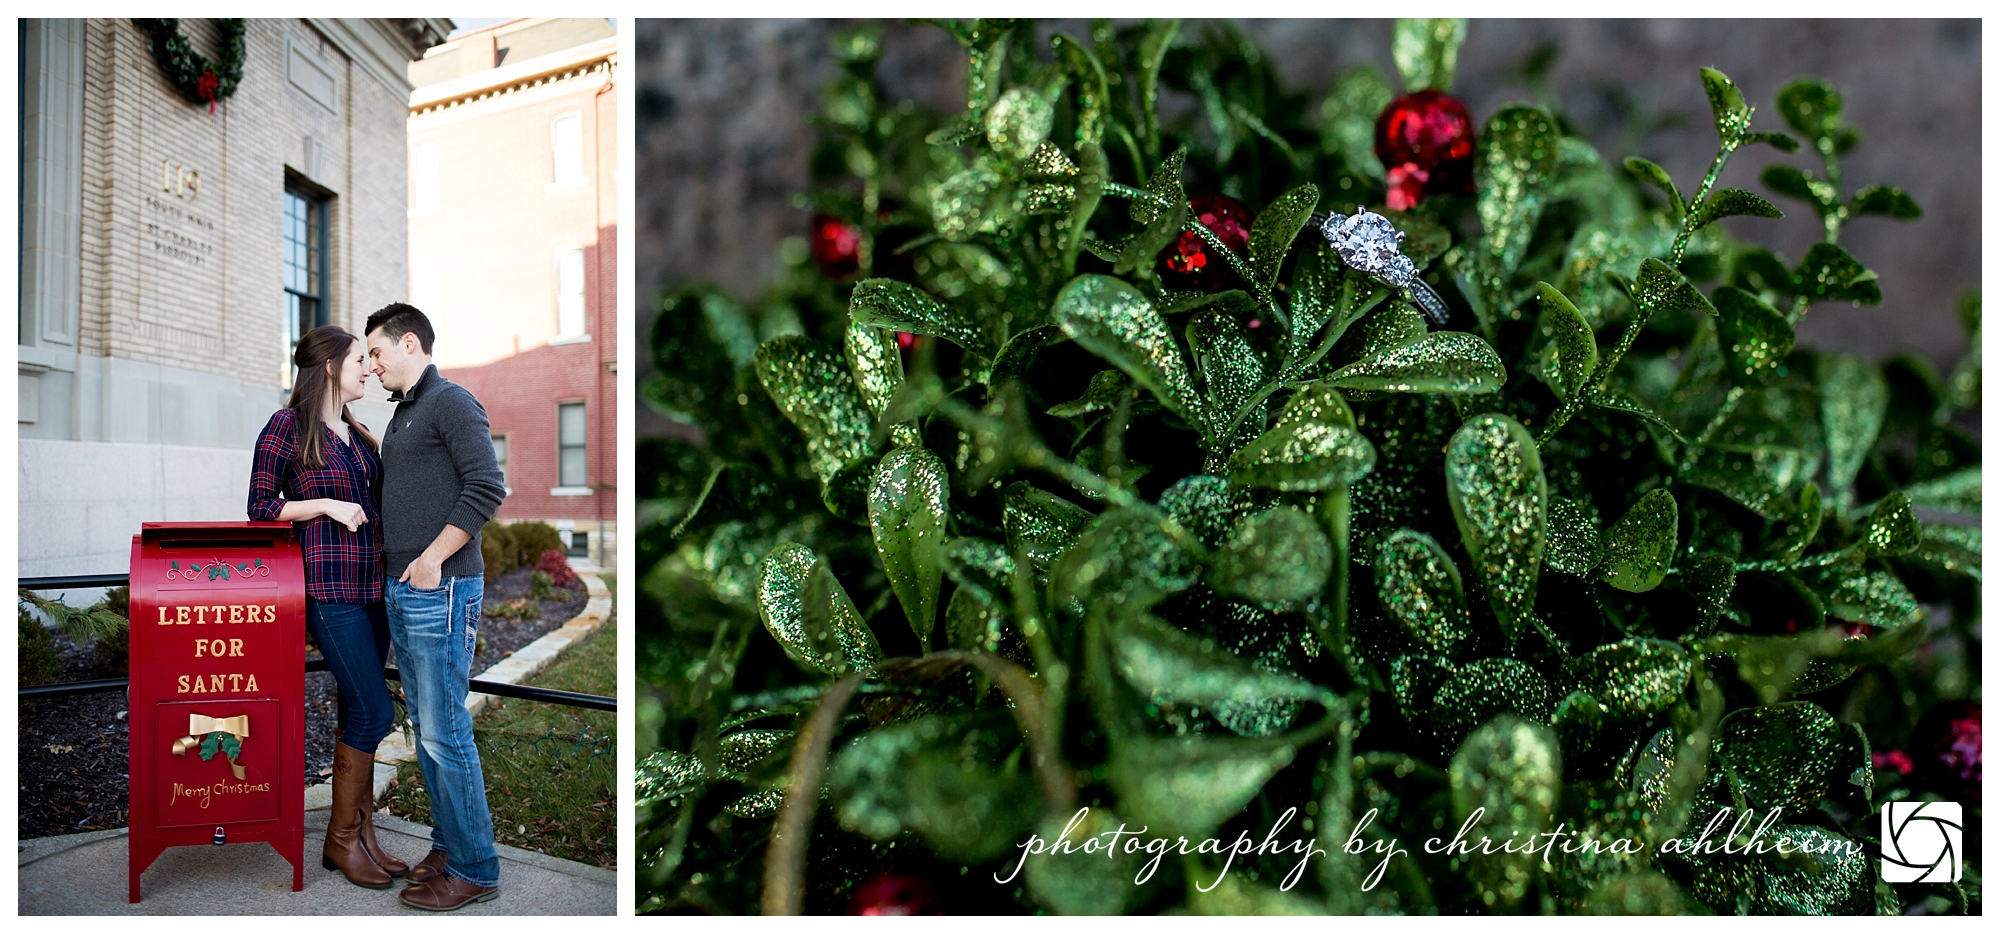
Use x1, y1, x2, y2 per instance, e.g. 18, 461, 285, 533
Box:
18, 18, 449, 578
410, 19, 619, 569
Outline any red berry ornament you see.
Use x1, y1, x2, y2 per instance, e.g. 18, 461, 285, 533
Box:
810, 214, 863, 280
1157, 194, 1253, 292
1374, 89, 1477, 211
1909, 700, 1981, 801
846, 871, 939, 915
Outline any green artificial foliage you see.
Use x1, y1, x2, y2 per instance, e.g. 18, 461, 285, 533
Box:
639, 19, 1979, 916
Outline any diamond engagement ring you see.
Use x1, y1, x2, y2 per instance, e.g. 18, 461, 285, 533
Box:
1309, 209, 1452, 327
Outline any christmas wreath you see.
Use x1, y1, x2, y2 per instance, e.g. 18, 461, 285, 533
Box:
641, 19, 1979, 916
133, 18, 246, 114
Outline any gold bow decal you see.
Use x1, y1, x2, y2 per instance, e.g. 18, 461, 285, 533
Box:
172, 714, 250, 779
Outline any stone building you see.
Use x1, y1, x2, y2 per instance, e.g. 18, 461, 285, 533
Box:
407, 18, 619, 569
18, 18, 451, 578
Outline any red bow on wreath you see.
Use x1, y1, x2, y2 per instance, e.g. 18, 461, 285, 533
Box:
197, 71, 219, 113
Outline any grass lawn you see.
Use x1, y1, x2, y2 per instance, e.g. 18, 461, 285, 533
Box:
382, 612, 616, 869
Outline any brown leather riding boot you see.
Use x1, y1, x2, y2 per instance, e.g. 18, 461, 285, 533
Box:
323, 743, 394, 889
358, 803, 410, 876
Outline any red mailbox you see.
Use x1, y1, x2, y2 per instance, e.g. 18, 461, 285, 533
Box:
128, 522, 306, 902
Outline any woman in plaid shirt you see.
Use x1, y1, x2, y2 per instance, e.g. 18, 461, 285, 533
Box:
248, 325, 412, 890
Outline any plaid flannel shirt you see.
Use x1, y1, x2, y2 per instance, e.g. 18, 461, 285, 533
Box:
247, 408, 385, 603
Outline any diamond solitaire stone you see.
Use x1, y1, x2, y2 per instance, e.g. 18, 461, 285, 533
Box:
1321, 210, 1417, 288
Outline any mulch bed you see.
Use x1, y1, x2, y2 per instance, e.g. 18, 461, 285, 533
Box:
16, 568, 588, 840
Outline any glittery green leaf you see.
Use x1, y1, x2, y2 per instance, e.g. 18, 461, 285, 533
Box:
1376, 530, 1471, 654
1475, 106, 1560, 286
1577, 638, 1691, 719
845, 324, 919, 448
1711, 702, 1841, 813
1807, 566, 1922, 630
1543, 496, 1603, 576
984, 86, 1054, 161
1046, 369, 1132, 418
752, 335, 874, 488
1024, 141, 1079, 178
1449, 715, 1560, 906
1187, 310, 1266, 448
1537, 283, 1597, 399
1055, 506, 1203, 607
1206, 507, 1333, 607
1775, 77, 1846, 145
1912, 523, 1980, 582
988, 323, 1065, 386
1622, 157, 1684, 218
1118, 150, 1188, 275
1390, 653, 1456, 729
1634, 257, 1716, 319
1107, 729, 1302, 841
1434, 658, 1554, 748
1681, 445, 1812, 519
1900, 466, 1979, 515
1711, 287, 1794, 387
826, 712, 1038, 863
1226, 388, 1376, 492
1320, 67, 1393, 180
930, 158, 1016, 243
1246, 183, 1319, 293
1445, 414, 1546, 644
869, 445, 950, 650
635, 750, 707, 807
1587, 391, 1689, 445
1692, 188, 1782, 231
1325, 331, 1506, 394
1848, 184, 1921, 220
1761, 165, 1837, 216
756, 542, 881, 677
1052, 274, 1208, 433
1698, 67, 1751, 140
942, 536, 1015, 600
1600, 489, 1678, 593
1002, 482, 1093, 572
1816, 353, 1886, 504
1321, 297, 1425, 378
1391, 18, 1466, 92
945, 585, 1008, 654
1678, 553, 1737, 640
1770, 483, 1823, 564
849, 278, 996, 357
1792, 242, 1881, 306
1861, 491, 1919, 557
1112, 611, 1331, 727
1024, 807, 1153, 915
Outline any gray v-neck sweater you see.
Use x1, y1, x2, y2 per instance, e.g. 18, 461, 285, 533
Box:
380, 364, 508, 578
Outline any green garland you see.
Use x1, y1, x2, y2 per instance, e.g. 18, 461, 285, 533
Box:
133, 19, 246, 113
640, 18, 1979, 917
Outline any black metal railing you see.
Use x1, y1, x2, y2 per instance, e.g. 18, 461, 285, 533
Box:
18, 574, 615, 712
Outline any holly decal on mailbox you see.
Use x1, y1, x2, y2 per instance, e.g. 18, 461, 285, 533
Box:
172, 713, 250, 780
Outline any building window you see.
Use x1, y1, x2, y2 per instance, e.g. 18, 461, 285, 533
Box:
555, 247, 586, 339
282, 187, 328, 386
556, 402, 587, 491
412, 142, 439, 215
492, 433, 510, 493
550, 112, 582, 188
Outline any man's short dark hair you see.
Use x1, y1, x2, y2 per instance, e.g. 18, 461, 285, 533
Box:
366, 303, 435, 355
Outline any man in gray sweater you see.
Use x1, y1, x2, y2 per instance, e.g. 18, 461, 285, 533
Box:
364, 304, 507, 911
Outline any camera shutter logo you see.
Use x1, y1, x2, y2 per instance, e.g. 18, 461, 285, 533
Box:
1880, 801, 1962, 883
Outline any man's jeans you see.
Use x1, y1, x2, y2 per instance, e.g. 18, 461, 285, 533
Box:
386, 575, 498, 888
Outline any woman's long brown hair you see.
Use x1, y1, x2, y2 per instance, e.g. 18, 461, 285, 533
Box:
288, 325, 380, 469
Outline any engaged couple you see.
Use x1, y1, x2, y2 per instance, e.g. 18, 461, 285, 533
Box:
246, 304, 508, 911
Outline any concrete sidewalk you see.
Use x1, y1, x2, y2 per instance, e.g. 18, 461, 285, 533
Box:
19, 810, 615, 915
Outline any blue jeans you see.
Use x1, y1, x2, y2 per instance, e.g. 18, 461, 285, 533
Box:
385, 575, 498, 888
305, 597, 394, 754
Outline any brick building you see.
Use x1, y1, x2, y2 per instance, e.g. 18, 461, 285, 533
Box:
18, 18, 450, 578
407, 18, 618, 568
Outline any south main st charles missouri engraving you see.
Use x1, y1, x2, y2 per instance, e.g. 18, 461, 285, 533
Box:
147, 157, 218, 268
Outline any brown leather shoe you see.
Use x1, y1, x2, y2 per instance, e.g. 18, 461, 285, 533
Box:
322, 743, 394, 889
404, 849, 449, 885
398, 873, 498, 911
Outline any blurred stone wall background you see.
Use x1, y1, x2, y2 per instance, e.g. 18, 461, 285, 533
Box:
636, 19, 1980, 439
